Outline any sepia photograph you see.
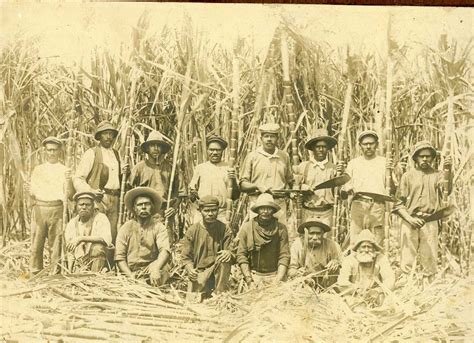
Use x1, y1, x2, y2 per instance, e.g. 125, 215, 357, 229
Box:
0, 2, 472, 342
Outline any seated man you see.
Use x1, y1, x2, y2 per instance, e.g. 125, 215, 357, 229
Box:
337, 229, 395, 307
115, 187, 171, 286
237, 193, 290, 287
65, 192, 112, 272
289, 218, 341, 288
181, 196, 233, 298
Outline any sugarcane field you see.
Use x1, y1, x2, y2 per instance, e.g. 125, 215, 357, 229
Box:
0, 3, 473, 342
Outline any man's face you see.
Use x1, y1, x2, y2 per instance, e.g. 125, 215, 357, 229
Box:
44, 143, 61, 163
355, 241, 376, 263
312, 141, 329, 162
261, 133, 278, 152
200, 206, 219, 224
98, 130, 116, 149
77, 198, 94, 221
307, 227, 325, 248
359, 136, 378, 158
415, 149, 434, 170
257, 206, 275, 221
147, 142, 165, 160
134, 196, 153, 219
207, 142, 224, 164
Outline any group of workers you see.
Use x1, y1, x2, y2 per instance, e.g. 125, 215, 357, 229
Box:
29, 119, 453, 303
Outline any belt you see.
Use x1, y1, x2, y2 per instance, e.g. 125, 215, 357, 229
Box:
34, 199, 63, 207
303, 204, 333, 211
103, 188, 120, 196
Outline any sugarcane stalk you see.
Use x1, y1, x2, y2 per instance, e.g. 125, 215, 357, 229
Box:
118, 72, 138, 227
226, 47, 239, 227
384, 57, 394, 255
333, 57, 353, 243
281, 30, 301, 231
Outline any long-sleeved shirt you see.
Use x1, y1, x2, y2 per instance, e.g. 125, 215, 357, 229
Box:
394, 167, 444, 215
337, 253, 395, 291
189, 161, 231, 209
74, 147, 120, 191
239, 147, 294, 191
181, 220, 233, 270
296, 158, 336, 207
30, 162, 67, 201
129, 159, 178, 200
65, 212, 112, 259
114, 218, 170, 271
344, 155, 386, 195
290, 237, 341, 273
237, 219, 290, 273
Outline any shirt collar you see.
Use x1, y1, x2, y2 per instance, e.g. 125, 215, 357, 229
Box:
257, 146, 279, 158
309, 156, 329, 169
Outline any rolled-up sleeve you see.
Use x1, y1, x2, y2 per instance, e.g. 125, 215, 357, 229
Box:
289, 239, 303, 270
180, 225, 195, 268
278, 227, 290, 267
155, 223, 171, 254
73, 149, 95, 192
337, 257, 354, 288
189, 166, 201, 192
239, 154, 253, 184
96, 214, 112, 246
114, 227, 128, 262
236, 225, 250, 265
393, 173, 409, 213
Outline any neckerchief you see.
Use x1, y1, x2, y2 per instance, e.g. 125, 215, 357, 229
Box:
250, 218, 278, 251
310, 156, 329, 170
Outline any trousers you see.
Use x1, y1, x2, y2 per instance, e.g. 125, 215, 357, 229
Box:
349, 199, 385, 247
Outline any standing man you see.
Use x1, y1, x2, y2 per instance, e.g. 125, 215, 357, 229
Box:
342, 130, 393, 246
73, 121, 125, 244
181, 196, 233, 298
296, 128, 339, 226
288, 218, 342, 288
240, 123, 294, 225
189, 135, 239, 223
395, 141, 452, 282
237, 193, 290, 287
65, 192, 112, 272
129, 130, 177, 220
337, 230, 395, 306
29, 137, 72, 274
115, 187, 171, 286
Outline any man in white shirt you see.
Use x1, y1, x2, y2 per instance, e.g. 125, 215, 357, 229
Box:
65, 192, 112, 272
29, 137, 72, 275
342, 130, 393, 246
73, 121, 127, 244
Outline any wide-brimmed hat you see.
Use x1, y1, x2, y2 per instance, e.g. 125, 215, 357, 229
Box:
411, 140, 437, 161
352, 229, 382, 252
297, 218, 331, 234
141, 131, 171, 154
305, 128, 337, 150
198, 195, 220, 209
258, 123, 281, 135
73, 191, 96, 202
94, 121, 118, 140
357, 130, 379, 143
206, 135, 228, 149
42, 136, 62, 147
250, 193, 281, 213
124, 187, 163, 214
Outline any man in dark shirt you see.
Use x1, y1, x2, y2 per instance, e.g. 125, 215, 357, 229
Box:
237, 193, 290, 287
181, 196, 233, 297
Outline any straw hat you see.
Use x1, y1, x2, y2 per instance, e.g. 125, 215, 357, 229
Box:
206, 135, 228, 149
141, 131, 171, 154
258, 123, 281, 135
42, 136, 62, 146
94, 121, 118, 140
124, 187, 163, 214
357, 130, 379, 143
297, 218, 331, 234
250, 193, 280, 213
73, 191, 96, 202
304, 128, 337, 150
352, 229, 382, 252
411, 140, 437, 161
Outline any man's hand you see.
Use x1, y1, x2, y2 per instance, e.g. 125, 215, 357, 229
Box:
186, 265, 198, 282
386, 158, 394, 170
189, 190, 199, 202
244, 275, 255, 289
216, 250, 232, 263
443, 155, 453, 170
325, 259, 340, 273
409, 216, 425, 229
66, 238, 82, 252
164, 207, 175, 219
121, 163, 130, 175
257, 185, 270, 194
227, 168, 237, 180
149, 269, 162, 287
336, 161, 346, 174
94, 189, 104, 201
